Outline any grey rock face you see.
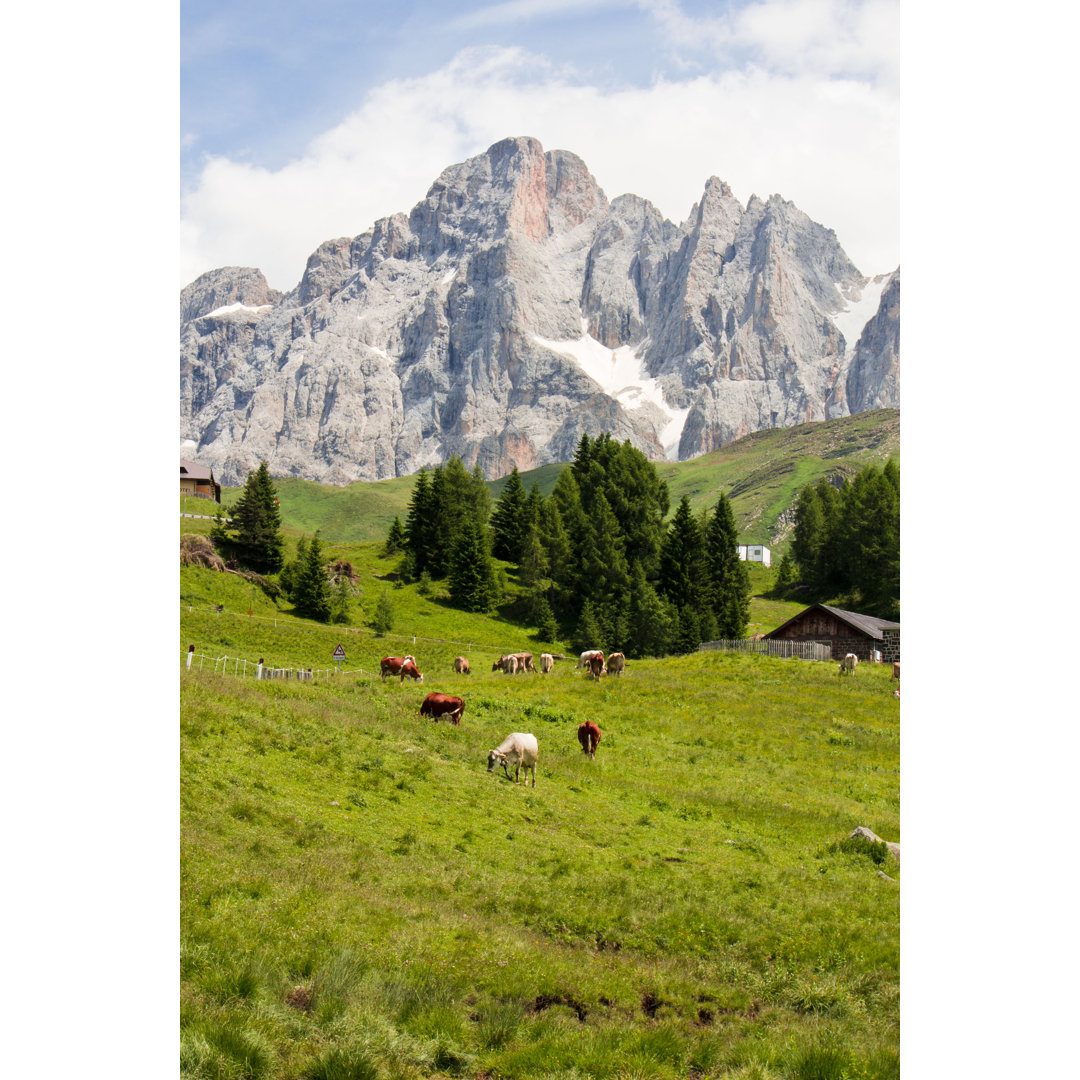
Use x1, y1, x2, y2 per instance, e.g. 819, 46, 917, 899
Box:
843, 270, 900, 413
181, 137, 899, 484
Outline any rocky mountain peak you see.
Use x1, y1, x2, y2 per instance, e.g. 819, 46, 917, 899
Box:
181, 137, 898, 486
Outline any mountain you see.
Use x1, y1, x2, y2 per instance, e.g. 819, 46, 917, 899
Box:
181, 136, 899, 486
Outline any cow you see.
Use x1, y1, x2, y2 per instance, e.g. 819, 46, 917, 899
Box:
587, 654, 605, 680
512, 652, 536, 673
487, 733, 538, 786
606, 652, 625, 677
453, 656, 470, 675
419, 693, 465, 725
576, 650, 603, 669
381, 656, 423, 683
540, 653, 554, 674
891, 661, 900, 684
493, 654, 519, 674
577, 720, 601, 759
839, 653, 859, 676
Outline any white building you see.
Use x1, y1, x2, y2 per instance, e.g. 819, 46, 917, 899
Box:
737, 544, 771, 568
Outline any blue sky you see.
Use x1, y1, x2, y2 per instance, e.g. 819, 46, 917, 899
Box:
180, 0, 900, 289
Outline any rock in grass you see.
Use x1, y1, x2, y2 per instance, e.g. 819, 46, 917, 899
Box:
851, 825, 900, 866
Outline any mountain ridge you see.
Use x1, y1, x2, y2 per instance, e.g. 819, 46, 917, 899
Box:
181, 136, 899, 485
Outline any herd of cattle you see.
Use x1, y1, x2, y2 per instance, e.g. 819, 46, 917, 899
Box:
377, 647, 899, 786
377, 649, 622, 787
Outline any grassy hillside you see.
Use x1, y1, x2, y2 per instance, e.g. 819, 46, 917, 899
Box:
190, 410, 898, 551
181, 560, 900, 1080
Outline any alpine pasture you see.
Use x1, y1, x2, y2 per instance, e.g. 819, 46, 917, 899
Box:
181, 551, 899, 1080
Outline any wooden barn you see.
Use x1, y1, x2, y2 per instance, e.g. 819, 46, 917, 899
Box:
180, 459, 221, 503
763, 604, 900, 663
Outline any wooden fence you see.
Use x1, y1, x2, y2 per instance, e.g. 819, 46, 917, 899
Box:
699, 638, 833, 661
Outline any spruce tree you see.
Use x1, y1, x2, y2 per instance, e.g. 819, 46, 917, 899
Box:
293, 532, 331, 621
373, 590, 395, 636
658, 496, 705, 611
403, 469, 436, 579
226, 462, 284, 572
383, 515, 406, 556
490, 466, 528, 562
705, 493, 751, 638
447, 517, 497, 613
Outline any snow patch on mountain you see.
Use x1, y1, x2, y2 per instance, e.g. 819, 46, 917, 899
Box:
534, 318, 689, 456
203, 302, 273, 318
832, 275, 888, 349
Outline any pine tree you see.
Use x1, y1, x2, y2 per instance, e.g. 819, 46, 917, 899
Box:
224, 462, 284, 572
626, 563, 672, 658
279, 537, 308, 599
658, 496, 705, 611
704, 493, 751, 638
373, 590, 394, 636
573, 598, 607, 654
293, 532, 331, 621
403, 469, 437, 579
447, 517, 497, 613
490, 466, 528, 562
383, 515, 406, 556
330, 578, 351, 624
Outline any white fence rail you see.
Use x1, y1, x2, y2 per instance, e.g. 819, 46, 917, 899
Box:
182, 646, 370, 682
699, 638, 833, 661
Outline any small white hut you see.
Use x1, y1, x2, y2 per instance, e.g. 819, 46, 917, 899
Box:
737, 544, 771, 568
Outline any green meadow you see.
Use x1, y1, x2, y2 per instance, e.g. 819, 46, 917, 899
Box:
181, 581, 899, 1080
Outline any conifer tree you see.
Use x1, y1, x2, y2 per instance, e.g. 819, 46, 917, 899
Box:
373, 590, 394, 636
704, 493, 751, 638
490, 466, 528, 562
626, 563, 672, 658
383, 515, 406, 556
573, 598, 607, 654
447, 517, 497, 613
658, 496, 705, 611
223, 462, 284, 572
293, 533, 331, 621
403, 469, 436, 578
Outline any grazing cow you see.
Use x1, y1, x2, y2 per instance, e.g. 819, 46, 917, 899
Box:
577, 720, 601, 759
576, 650, 603, 669
512, 652, 536, 673
838, 653, 859, 677
381, 656, 423, 683
487, 732, 538, 786
540, 653, 554, 674
453, 656, 470, 675
587, 654, 605, 680
606, 652, 625, 677
891, 661, 900, 684
419, 692, 465, 725
493, 654, 519, 674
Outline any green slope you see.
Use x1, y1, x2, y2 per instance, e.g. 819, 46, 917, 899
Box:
187, 409, 898, 552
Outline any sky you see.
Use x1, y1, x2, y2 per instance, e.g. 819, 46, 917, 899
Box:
180, 0, 901, 290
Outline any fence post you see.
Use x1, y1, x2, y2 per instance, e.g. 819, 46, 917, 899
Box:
186, 645, 194, 671
257, 658, 263, 680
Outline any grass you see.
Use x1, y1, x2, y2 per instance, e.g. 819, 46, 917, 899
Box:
181, 562, 899, 1079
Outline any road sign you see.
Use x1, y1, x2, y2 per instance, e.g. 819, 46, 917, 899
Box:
333, 644, 346, 659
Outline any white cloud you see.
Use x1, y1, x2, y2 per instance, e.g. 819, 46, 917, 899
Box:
448, 0, 633, 31
181, 35, 898, 291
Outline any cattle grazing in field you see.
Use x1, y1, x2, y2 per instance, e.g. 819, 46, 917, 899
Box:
419, 692, 465, 725
891, 661, 900, 684
577, 720, 601, 759
513, 652, 536, 673
838, 653, 859, 676
606, 652, 625, 677
381, 656, 423, 683
587, 654, 605, 680
453, 656, 470, 675
540, 653, 554, 674
493, 654, 519, 674
487, 732, 538, 786
576, 650, 603, 669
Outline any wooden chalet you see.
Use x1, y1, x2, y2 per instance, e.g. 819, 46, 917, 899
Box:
763, 604, 900, 663
180, 459, 221, 503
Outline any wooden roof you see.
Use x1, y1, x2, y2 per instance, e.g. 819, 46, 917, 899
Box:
764, 603, 900, 641
180, 459, 216, 482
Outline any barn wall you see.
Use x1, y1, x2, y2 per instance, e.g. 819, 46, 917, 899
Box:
881, 629, 900, 663
769, 611, 874, 661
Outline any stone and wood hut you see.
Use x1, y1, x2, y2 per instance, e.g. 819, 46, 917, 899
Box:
180, 459, 221, 503
763, 604, 900, 663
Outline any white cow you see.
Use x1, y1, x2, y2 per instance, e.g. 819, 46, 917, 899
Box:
606, 652, 625, 677
540, 653, 554, 674
487, 733, 538, 786
839, 653, 859, 676
576, 650, 603, 669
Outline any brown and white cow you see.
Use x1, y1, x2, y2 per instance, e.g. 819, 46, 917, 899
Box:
606, 652, 625, 677
453, 656, 470, 675
577, 720, 601, 759
493, 654, 519, 674
891, 661, 900, 684
587, 654, 605, 680
576, 650, 603, 669
419, 692, 465, 725
381, 655, 423, 683
838, 653, 859, 676
512, 652, 535, 673
540, 653, 554, 674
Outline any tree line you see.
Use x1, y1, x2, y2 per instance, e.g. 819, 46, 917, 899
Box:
772, 459, 899, 620
395, 433, 751, 657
